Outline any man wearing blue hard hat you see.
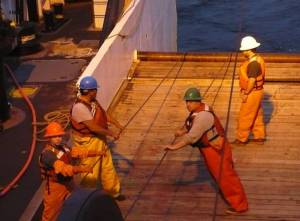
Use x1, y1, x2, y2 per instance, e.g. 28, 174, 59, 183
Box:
70, 76, 125, 201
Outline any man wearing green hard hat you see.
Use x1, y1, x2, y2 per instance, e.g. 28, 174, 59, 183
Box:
160, 87, 248, 215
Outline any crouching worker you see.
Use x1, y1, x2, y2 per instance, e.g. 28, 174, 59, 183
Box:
160, 88, 248, 215
39, 122, 104, 221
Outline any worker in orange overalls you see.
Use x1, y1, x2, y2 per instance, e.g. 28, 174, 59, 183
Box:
40, 122, 104, 221
233, 36, 266, 145
70, 76, 125, 201
161, 88, 248, 215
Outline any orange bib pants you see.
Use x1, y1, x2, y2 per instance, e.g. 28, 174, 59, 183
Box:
199, 142, 248, 212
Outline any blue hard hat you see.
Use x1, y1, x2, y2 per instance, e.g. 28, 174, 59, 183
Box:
79, 76, 99, 90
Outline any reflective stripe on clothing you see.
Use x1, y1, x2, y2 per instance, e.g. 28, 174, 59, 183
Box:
39, 144, 73, 183
72, 134, 120, 197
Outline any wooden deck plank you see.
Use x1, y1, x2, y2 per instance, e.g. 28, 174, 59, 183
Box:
109, 55, 300, 220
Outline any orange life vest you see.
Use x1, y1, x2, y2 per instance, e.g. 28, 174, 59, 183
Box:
239, 54, 265, 90
39, 144, 72, 183
185, 104, 225, 150
70, 98, 108, 139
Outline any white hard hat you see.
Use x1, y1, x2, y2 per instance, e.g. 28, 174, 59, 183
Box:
240, 36, 261, 51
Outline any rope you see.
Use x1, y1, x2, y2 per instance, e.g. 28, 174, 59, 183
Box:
34, 109, 70, 142
162, 53, 234, 220
121, 61, 180, 131
211, 53, 234, 107
124, 54, 187, 220
124, 49, 234, 219
211, 0, 245, 219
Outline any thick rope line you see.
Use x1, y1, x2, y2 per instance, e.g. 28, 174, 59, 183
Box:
162, 80, 216, 221
211, 53, 234, 107
211, 0, 245, 219
124, 54, 187, 220
121, 61, 179, 132
80, 58, 181, 184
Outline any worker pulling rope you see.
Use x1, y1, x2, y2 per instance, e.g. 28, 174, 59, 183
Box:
163, 53, 234, 219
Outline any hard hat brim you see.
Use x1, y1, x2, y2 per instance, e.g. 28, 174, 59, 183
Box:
44, 132, 65, 138
80, 86, 99, 90
184, 98, 202, 101
240, 42, 260, 51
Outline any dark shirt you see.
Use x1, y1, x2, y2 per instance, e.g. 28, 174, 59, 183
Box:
40, 150, 57, 169
40, 149, 73, 182
247, 61, 261, 78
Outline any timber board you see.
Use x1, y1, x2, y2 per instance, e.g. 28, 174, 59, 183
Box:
109, 54, 300, 220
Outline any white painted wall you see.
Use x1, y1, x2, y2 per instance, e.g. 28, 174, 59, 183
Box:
80, 0, 177, 109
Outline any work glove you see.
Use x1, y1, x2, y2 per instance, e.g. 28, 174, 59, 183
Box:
53, 160, 74, 177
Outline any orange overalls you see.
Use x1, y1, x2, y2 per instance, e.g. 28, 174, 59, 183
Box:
40, 144, 96, 221
40, 144, 74, 221
70, 99, 121, 197
185, 105, 248, 212
237, 55, 265, 142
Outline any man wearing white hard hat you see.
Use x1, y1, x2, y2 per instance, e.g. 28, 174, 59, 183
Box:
233, 36, 266, 145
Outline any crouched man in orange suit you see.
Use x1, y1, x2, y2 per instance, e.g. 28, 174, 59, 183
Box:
40, 122, 104, 221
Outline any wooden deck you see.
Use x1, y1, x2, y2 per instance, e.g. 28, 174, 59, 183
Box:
109, 52, 300, 221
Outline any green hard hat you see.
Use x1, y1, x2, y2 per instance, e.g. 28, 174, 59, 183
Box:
183, 87, 202, 101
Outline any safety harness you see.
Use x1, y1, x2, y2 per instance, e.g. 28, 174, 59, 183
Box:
239, 54, 265, 91
70, 98, 108, 139
185, 104, 225, 149
39, 144, 72, 194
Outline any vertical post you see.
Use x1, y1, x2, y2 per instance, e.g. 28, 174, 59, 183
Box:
99, 0, 124, 46
0, 20, 15, 127
15, 0, 24, 24
0, 57, 10, 124
92, 0, 108, 30
0, 0, 3, 22
27, 0, 39, 22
